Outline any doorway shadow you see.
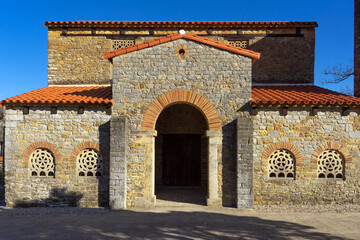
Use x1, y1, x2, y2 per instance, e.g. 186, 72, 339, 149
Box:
155, 186, 206, 206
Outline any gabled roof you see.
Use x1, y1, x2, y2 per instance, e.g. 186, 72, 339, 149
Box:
0, 86, 113, 106
44, 21, 318, 28
2, 85, 360, 108
251, 85, 360, 106
104, 33, 261, 62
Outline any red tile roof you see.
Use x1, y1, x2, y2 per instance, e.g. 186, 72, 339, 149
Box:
251, 85, 360, 106
44, 21, 318, 28
1, 86, 113, 106
104, 33, 261, 62
2, 85, 360, 108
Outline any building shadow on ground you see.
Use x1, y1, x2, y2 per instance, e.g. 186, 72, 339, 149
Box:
0, 208, 352, 240
14, 187, 83, 207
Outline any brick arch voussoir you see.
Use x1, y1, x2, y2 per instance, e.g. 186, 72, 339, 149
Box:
141, 89, 221, 131
23, 140, 62, 163
70, 141, 101, 162
311, 141, 352, 164
262, 141, 303, 166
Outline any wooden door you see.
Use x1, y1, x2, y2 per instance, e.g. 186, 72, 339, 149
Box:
162, 134, 201, 186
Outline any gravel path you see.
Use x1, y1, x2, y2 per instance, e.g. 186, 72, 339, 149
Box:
0, 203, 359, 216
253, 203, 360, 213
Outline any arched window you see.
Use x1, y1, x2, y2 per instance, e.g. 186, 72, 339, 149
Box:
77, 148, 103, 177
317, 150, 344, 179
30, 148, 55, 177
268, 149, 295, 178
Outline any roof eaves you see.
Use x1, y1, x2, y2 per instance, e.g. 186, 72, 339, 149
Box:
104, 33, 261, 62
44, 21, 319, 28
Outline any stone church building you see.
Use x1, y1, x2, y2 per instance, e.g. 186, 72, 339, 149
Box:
1, 21, 360, 209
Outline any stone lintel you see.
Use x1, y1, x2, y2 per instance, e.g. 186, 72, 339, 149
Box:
206, 130, 222, 138
132, 130, 157, 137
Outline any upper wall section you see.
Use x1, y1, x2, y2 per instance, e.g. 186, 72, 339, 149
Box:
48, 29, 112, 85
46, 21, 317, 85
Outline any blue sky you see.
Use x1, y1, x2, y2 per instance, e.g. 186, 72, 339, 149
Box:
0, 0, 354, 100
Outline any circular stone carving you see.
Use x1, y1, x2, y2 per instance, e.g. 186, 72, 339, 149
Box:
268, 149, 295, 178
317, 150, 344, 179
30, 148, 55, 177
77, 149, 103, 177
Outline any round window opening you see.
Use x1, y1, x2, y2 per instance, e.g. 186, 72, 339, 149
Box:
178, 48, 186, 55
175, 45, 188, 60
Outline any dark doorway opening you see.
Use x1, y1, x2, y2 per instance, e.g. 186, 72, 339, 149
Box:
155, 104, 207, 206
162, 134, 201, 186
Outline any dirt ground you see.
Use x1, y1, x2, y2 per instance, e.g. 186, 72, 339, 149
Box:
0, 205, 359, 239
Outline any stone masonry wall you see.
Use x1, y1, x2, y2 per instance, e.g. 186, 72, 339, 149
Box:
4, 106, 111, 207
249, 28, 315, 84
112, 38, 252, 207
48, 28, 112, 85
253, 108, 360, 204
47, 27, 315, 85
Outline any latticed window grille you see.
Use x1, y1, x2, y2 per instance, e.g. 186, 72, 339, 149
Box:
268, 149, 295, 178
30, 148, 55, 177
318, 150, 344, 179
111, 40, 135, 50
77, 148, 103, 177
227, 40, 248, 48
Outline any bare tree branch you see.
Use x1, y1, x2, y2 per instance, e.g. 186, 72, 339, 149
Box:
321, 64, 354, 84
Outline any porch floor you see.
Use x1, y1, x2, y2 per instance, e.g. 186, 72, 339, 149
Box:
155, 186, 206, 207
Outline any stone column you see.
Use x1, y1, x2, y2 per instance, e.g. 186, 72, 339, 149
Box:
206, 130, 222, 207
133, 130, 157, 207
237, 114, 253, 208
109, 117, 127, 209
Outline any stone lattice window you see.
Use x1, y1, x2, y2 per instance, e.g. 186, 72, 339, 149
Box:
111, 40, 135, 50
30, 148, 55, 177
77, 148, 103, 176
227, 40, 248, 48
268, 149, 295, 178
318, 150, 344, 179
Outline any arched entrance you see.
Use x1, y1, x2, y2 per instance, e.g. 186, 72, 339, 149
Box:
155, 104, 207, 205
140, 89, 222, 207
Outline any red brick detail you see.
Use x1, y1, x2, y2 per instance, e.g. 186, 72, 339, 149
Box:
141, 89, 221, 131
22, 141, 61, 163
70, 141, 100, 162
1, 86, 113, 107
262, 142, 303, 166
252, 85, 360, 106
104, 33, 261, 62
311, 142, 352, 164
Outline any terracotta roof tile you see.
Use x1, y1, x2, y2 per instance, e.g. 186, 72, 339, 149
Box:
251, 85, 360, 106
44, 21, 318, 28
104, 33, 261, 61
2, 85, 359, 108
1, 86, 113, 106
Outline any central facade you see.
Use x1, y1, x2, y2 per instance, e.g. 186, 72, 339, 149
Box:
2, 21, 360, 209
109, 34, 257, 208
